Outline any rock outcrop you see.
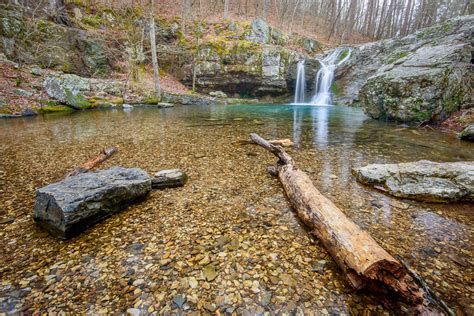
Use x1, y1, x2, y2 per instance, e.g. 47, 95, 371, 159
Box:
41, 71, 217, 108
182, 19, 308, 97
335, 16, 473, 122
0, 4, 111, 76
460, 125, 474, 142
43, 73, 123, 108
353, 160, 474, 202
162, 92, 215, 106
34, 167, 151, 239
286, 59, 321, 99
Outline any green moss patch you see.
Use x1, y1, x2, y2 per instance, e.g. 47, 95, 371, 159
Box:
37, 105, 74, 114
82, 15, 102, 28
65, 88, 93, 109
385, 51, 408, 64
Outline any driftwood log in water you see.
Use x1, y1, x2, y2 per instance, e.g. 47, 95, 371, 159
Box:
234, 138, 294, 147
63, 147, 118, 179
250, 133, 439, 313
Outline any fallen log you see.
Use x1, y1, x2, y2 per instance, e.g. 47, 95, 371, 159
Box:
63, 147, 117, 179
234, 138, 294, 147
250, 133, 440, 313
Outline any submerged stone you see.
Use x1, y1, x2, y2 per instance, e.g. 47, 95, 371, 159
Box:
34, 167, 151, 239
353, 160, 474, 202
172, 294, 186, 308
151, 169, 188, 189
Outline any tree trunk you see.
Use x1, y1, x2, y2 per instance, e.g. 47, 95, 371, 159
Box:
224, 0, 230, 19
250, 133, 441, 313
192, 23, 202, 92
149, 0, 161, 99
288, 0, 301, 34
262, 0, 269, 20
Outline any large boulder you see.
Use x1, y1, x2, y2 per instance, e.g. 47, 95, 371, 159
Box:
353, 160, 474, 202
334, 15, 473, 123
0, 4, 112, 76
359, 43, 471, 122
34, 167, 151, 239
43, 72, 123, 107
244, 19, 270, 44
162, 92, 215, 105
460, 125, 474, 142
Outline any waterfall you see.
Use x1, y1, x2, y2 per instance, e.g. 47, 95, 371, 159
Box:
293, 60, 306, 104
311, 48, 351, 105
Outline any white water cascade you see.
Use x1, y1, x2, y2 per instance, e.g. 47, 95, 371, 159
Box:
311, 48, 351, 105
293, 60, 306, 104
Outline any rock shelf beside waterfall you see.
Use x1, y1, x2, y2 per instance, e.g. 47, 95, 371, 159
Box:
335, 15, 473, 123
34, 167, 152, 239
353, 160, 474, 203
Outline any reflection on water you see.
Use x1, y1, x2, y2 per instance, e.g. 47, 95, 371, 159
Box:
0, 104, 473, 314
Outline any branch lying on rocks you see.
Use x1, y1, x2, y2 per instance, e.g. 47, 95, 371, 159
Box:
234, 138, 294, 147
249, 133, 443, 313
63, 147, 118, 179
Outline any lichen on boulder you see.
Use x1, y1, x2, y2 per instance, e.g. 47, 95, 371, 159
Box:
43, 72, 123, 108
34, 167, 152, 239
460, 125, 474, 142
353, 160, 474, 202
335, 15, 473, 123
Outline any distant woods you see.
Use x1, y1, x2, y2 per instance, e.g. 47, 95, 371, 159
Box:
12, 0, 472, 43
175, 0, 473, 42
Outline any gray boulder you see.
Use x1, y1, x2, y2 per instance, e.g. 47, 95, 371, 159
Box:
13, 88, 33, 97
353, 160, 474, 202
43, 72, 123, 108
30, 66, 43, 76
245, 19, 270, 44
34, 167, 151, 239
21, 108, 38, 116
302, 38, 319, 53
43, 73, 90, 103
359, 43, 471, 122
334, 15, 473, 123
152, 169, 188, 189
209, 91, 228, 98
162, 92, 215, 105
460, 125, 474, 142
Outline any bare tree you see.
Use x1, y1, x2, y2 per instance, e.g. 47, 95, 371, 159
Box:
96, 0, 473, 44
149, 0, 161, 99
224, 0, 230, 19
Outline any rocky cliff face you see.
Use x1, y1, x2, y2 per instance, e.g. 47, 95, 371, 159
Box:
1, 2, 319, 99
335, 15, 473, 122
0, 4, 112, 76
181, 19, 318, 97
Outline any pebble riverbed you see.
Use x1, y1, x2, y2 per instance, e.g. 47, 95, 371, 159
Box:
0, 105, 473, 314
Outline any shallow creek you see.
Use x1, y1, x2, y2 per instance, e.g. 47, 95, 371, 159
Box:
0, 104, 473, 314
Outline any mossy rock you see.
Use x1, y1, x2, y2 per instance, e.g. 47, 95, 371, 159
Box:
82, 15, 102, 28
65, 88, 92, 109
37, 105, 74, 114
143, 96, 161, 104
